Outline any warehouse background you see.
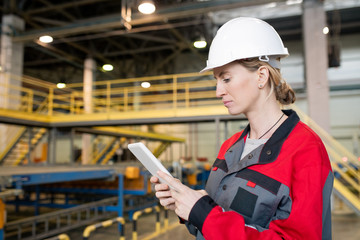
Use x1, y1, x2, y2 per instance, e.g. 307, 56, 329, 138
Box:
0, 0, 360, 239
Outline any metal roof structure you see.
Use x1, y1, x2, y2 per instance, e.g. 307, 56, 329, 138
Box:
0, 0, 359, 83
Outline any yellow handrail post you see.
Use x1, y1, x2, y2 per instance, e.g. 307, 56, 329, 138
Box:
124, 88, 128, 112
77, 99, 81, 114
185, 82, 190, 108
164, 209, 169, 230
70, 92, 75, 114
107, 81, 111, 113
132, 206, 161, 240
83, 217, 125, 240
48, 88, 54, 116
27, 90, 33, 113
173, 76, 177, 110
44, 233, 70, 240
155, 205, 161, 233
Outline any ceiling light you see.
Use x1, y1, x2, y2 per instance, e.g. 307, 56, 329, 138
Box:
102, 64, 114, 71
141, 82, 151, 88
57, 82, 66, 89
323, 27, 329, 35
193, 39, 207, 49
286, 0, 302, 5
138, 0, 156, 14
39, 35, 53, 43
264, 2, 277, 8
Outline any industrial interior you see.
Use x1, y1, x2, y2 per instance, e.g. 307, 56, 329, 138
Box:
0, 0, 359, 239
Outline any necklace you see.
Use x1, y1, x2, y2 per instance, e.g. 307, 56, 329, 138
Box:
257, 113, 285, 139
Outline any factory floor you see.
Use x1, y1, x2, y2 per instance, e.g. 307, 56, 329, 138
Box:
63, 209, 360, 240
5, 200, 360, 239
64, 209, 193, 240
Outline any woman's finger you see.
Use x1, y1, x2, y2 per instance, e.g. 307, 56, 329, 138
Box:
155, 190, 172, 199
154, 183, 170, 191
150, 176, 159, 184
159, 197, 176, 207
157, 171, 183, 192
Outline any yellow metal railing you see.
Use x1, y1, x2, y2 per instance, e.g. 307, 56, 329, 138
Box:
0, 125, 26, 161
0, 72, 216, 116
0, 76, 50, 165
83, 217, 125, 240
100, 137, 128, 165
132, 206, 161, 240
153, 142, 171, 158
1, 72, 360, 211
291, 105, 360, 213
11, 128, 47, 166
91, 137, 117, 164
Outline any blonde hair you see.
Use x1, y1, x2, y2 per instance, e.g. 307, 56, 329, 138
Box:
237, 58, 296, 105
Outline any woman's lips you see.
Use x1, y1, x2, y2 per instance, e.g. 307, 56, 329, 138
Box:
223, 100, 232, 107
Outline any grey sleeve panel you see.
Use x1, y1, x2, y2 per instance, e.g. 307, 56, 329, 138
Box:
184, 221, 198, 236
185, 220, 207, 240
322, 171, 334, 240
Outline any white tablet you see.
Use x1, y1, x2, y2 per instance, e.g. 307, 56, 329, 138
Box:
128, 142, 174, 188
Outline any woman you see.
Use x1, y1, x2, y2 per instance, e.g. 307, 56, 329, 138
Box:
151, 17, 333, 240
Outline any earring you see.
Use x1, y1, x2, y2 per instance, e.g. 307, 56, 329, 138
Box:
258, 84, 263, 88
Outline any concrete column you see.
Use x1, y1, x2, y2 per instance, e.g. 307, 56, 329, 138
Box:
70, 128, 75, 163
47, 127, 57, 164
0, 14, 24, 108
302, 0, 330, 132
0, 15, 25, 153
81, 58, 96, 164
83, 58, 96, 113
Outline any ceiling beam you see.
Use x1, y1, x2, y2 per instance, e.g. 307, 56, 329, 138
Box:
12, 0, 284, 42
50, 19, 205, 44
37, 0, 76, 21
24, 0, 112, 15
103, 45, 175, 57
124, 33, 178, 44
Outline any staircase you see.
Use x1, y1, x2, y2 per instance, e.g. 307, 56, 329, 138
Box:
153, 142, 171, 158
90, 137, 174, 165
91, 137, 125, 165
292, 105, 360, 215
0, 127, 47, 166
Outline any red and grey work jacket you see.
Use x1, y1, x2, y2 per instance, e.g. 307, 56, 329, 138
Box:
186, 110, 333, 240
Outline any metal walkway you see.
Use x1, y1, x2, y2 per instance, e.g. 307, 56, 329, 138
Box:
1, 72, 360, 223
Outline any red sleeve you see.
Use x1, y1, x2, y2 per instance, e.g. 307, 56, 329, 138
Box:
189, 142, 333, 240
190, 197, 284, 240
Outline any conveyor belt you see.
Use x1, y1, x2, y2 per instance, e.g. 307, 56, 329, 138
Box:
0, 165, 117, 176
0, 166, 118, 189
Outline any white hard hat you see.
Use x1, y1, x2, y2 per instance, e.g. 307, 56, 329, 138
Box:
200, 17, 289, 73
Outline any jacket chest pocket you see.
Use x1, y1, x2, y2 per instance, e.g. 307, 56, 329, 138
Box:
230, 169, 287, 228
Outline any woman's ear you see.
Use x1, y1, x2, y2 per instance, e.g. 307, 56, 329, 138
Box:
257, 66, 270, 88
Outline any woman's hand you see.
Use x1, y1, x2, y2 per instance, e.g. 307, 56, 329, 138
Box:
151, 171, 207, 221
150, 174, 176, 210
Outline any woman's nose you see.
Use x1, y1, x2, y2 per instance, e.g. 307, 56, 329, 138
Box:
216, 82, 226, 98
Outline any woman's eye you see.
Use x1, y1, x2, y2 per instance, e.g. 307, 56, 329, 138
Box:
223, 78, 230, 83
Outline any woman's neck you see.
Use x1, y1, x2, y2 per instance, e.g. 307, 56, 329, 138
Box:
246, 104, 286, 140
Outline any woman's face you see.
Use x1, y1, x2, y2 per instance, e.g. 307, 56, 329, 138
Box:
214, 61, 260, 116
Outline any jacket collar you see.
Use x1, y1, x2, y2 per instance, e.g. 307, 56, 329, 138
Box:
234, 109, 300, 164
